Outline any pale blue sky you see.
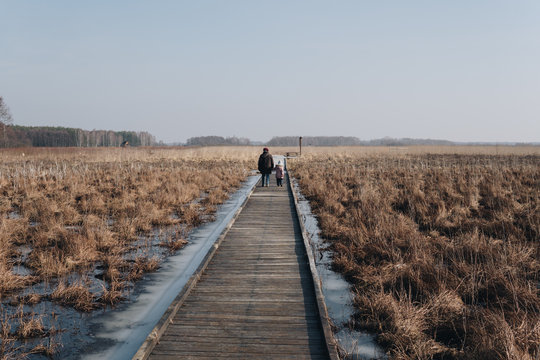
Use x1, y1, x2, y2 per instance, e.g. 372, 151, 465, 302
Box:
1, 1, 539, 143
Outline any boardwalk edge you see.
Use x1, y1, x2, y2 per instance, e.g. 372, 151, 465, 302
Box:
132, 177, 258, 360
288, 171, 342, 360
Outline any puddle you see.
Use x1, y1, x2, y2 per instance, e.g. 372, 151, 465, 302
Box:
78, 175, 259, 360
12, 264, 32, 276
335, 329, 383, 360
17, 245, 32, 261
8, 211, 21, 219
293, 180, 386, 360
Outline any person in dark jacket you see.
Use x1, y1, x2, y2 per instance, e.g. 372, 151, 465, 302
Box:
258, 147, 274, 187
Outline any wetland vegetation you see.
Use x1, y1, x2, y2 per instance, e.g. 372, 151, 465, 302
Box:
290, 146, 539, 360
0, 146, 256, 358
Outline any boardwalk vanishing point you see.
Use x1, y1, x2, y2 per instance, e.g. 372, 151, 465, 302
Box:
134, 170, 340, 359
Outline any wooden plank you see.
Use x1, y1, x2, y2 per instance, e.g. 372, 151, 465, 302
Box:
179, 297, 312, 304
159, 326, 322, 339
194, 281, 304, 286
166, 320, 324, 328
166, 322, 323, 332
189, 287, 312, 294
204, 262, 306, 267
196, 279, 311, 285
179, 301, 318, 308
170, 309, 319, 318
159, 335, 323, 345
151, 351, 328, 360
150, 342, 325, 355
171, 312, 321, 322
198, 272, 310, 281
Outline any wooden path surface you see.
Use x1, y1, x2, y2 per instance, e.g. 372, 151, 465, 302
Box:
146, 174, 334, 359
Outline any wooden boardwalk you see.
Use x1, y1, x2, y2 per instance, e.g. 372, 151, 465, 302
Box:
143, 174, 335, 359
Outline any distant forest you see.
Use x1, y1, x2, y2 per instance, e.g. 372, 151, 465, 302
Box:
186, 136, 251, 146
184, 135, 535, 147
266, 136, 455, 146
267, 136, 362, 146
0, 123, 156, 148
1, 126, 535, 148
185, 135, 443, 146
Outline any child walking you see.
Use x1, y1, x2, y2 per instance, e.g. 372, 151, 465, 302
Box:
275, 161, 284, 187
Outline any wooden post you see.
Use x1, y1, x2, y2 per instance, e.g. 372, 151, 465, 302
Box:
299, 136, 303, 156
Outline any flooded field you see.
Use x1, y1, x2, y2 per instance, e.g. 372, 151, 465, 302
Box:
289, 149, 539, 360
0, 147, 258, 358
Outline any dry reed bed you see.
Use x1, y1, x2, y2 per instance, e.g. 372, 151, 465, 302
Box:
0, 147, 255, 357
290, 152, 539, 360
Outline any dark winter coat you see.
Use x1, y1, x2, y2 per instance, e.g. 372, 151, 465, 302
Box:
258, 152, 274, 174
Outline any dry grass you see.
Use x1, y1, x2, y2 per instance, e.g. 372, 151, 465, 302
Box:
0, 146, 256, 356
15, 312, 45, 339
0, 147, 253, 295
289, 149, 539, 360
50, 280, 97, 312
295, 145, 540, 156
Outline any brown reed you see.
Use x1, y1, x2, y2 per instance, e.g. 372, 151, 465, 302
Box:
290, 151, 539, 360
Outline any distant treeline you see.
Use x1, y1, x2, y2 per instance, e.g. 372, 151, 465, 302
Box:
267, 136, 455, 146
186, 136, 251, 146
0, 123, 156, 148
183, 136, 475, 147
267, 136, 362, 146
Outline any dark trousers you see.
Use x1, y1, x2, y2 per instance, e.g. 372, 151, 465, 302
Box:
276, 178, 283, 187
